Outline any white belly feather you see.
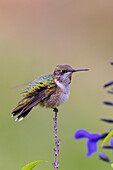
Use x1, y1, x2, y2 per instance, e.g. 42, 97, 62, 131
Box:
55, 80, 70, 105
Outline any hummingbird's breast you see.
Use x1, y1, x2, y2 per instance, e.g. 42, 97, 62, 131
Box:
43, 80, 70, 108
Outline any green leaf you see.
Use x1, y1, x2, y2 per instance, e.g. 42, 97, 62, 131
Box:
111, 163, 113, 169
101, 130, 113, 147
21, 160, 47, 170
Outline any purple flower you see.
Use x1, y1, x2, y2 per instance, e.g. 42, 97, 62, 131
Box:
74, 129, 101, 157
103, 101, 113, 106
100, 118, 113, 123
102, 139, 113, 149
104, 81, 113, 88
98, 152, 110, 163
103, 138, 113, 148
110, 138, 113, 146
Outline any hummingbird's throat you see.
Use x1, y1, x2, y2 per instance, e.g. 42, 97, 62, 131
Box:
69, 76, 72, 83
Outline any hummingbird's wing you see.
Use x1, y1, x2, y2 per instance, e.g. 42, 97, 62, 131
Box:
21, 75, 56, 97
12, 75, 57, 121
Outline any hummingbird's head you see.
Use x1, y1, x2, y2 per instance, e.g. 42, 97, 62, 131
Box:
53, 65, 89, 85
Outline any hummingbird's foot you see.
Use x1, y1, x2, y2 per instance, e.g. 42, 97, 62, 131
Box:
53, 108, 58, 113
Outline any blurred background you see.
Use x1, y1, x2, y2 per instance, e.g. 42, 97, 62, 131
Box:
1, 0, 113, 169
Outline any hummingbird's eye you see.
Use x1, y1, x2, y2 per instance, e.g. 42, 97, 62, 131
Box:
61, 70, 68, 73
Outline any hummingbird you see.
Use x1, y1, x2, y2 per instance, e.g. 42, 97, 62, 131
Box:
11, 65, 89, 121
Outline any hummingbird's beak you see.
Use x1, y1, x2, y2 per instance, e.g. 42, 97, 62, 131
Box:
71, 69, 89, 72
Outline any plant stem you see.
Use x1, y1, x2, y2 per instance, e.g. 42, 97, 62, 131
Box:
52, 108, 61, 169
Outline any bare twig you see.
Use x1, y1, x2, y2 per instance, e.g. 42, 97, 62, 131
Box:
52, 108, 61, 169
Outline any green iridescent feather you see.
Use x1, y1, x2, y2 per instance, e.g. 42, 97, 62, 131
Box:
21, 75, 56, 97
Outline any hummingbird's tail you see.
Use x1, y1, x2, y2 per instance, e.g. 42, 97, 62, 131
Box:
12, 107, 32, 122
11, 97, 33, 121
